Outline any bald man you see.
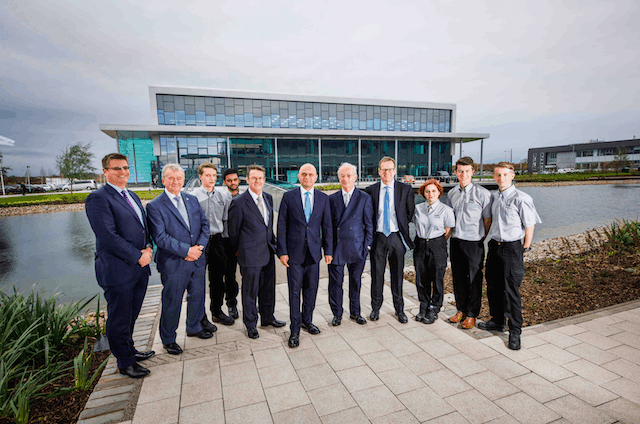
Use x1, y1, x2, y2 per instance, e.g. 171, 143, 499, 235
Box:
277, 164, 333, 348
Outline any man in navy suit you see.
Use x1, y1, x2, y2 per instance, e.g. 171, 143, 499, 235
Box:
328, 163, 374, 327
277, 163, 333, 348
228, 164, 285, 339
86, 153, 155, 379
365, 157, 415, 323
147, 164, 214, 356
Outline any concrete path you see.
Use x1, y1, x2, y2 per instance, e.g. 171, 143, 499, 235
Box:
107, 270, 640, 424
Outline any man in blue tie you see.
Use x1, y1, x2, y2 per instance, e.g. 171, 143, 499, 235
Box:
86, 153, 155, 378
365, 157, 415, 323
277, 163, 333, 348
147, 164, 213, 356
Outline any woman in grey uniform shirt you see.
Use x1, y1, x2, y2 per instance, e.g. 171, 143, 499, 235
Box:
413, 179, 455, 324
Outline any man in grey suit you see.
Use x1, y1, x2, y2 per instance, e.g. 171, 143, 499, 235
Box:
147, 164, 215, 356
327, 163, 373, 326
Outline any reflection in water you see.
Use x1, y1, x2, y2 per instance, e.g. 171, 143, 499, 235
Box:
67, 210, 96, 264
0, 219, 16, 279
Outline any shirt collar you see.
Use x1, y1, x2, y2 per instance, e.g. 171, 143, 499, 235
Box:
301, 187, 314, 196
248, 189, 262, 202
461, 183, 473, 193
382, 181, 394, 191
500, 184, 516, 199
165, 188, 180, 201
342, 187, 355, 196
107, 182, 124, 194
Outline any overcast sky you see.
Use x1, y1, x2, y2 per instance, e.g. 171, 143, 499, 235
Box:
1, 0, 639, 176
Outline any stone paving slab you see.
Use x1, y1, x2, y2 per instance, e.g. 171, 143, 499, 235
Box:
83, 270, 640, 424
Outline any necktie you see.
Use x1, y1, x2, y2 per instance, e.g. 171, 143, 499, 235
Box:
121, 190, 143, 225
304, 192, 311, 222
257, 195, 267, 225
343, 192, 350, 207
383, 186, 391, 236
174, 195, 190, 229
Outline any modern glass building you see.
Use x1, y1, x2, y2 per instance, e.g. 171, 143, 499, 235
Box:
100, 86, 489, 184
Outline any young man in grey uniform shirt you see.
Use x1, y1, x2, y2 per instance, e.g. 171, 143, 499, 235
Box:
447, 157, 492, 330
480, 162, 541, 350
193, 163, 235, 326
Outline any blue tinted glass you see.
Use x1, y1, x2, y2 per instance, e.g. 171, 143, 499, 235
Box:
427, 122, 433, 132
165, 112, 175, 125
208, 145, 218, 155
160, 145, 167, 155
186, 115, 196, 126
297, 117, 305, 128
313, 116, 321, 129
407, 122, 413, 132
414, 122, 420, 132
352, 119, 359, 130
206, 116, 215, 126
440, 122, 445, 132
345, 119, 352, 130
226, 115, 235, 126
175, 111, 186, 125
235, 114, 244, 127
387, 119, 394, 131
367, 119, 373, 131
198, 138, 207, 147
216, 114, 225, 126
401, 120, 407, 131
359, 120, 366, 130
395, 121, 401, 131
272, 114, 280, 128
263, 116, 270, 127
306, 117, 312, 128
337, 120, 344, 130
329, 117, 336, 129
446, 121, 450, 132
280, 115, 289, 128
254, 117, 262, 128
195, 111, 206, 126
322, 119, 328, 129
289, 115, 296, 127
244, 113, 253, 127
158, 113, 164, 125
381, 120, 387, 131
167, 141, 176, 154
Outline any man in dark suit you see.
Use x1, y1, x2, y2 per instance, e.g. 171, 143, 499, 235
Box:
277, 163, 333, 348
228, 164, 285, 339
365, 156, 415, 323
328, 162, 373, 326
147, 164, 214, 356
86, 153, 155, 379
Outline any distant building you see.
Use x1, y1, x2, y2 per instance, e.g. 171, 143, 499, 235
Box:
527, 138, 640, 173
100, 86, 489, 184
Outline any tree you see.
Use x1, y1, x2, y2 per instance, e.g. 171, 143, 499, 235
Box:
56, 142, 96, 196
610, 148, 630, 174
0, 149, 11, 178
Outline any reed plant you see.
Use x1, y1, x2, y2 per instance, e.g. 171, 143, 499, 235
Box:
74, 337, 110, 391
604, 219, 640, 250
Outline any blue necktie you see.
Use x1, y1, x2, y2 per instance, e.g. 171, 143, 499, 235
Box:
383, 186, 391, 236
304, 192, 311, 222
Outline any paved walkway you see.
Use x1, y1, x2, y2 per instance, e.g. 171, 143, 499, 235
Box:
103, 270, 640, 424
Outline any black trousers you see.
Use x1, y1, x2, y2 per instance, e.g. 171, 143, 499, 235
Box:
485, 240, 525, 335
328, 258, 367, 317
222, 237, 239, 308
450, 238, 485, 317
205, 234, 239, 314
371, 232, 406, 313
287, 249, 320, 335
239, 254, 276, 329
413, 235, 447, 314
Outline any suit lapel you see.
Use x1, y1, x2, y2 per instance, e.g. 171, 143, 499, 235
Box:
161, 192, 189, 230
106, 185, 143, 227
294, 188, 305, 220
339, 190, 356, 225
371, 183, 381, 214
246, 191, 267, 226
394, 181, 402, 214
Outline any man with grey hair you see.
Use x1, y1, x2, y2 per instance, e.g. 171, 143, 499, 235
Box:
147, 164, 213, 356
327, 163, 373, 326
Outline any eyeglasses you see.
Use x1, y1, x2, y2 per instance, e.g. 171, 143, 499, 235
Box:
106, 166, 130, 171
379, 168, 395, 173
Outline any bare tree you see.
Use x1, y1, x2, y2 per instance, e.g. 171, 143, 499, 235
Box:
56, 142, 96, 196
610, 148, 630, 174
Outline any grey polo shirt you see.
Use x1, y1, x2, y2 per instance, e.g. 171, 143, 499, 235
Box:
447, 183, 492, 241
486, 185, 541, 242
413, 200, 455, 239
193, 186, 231, 236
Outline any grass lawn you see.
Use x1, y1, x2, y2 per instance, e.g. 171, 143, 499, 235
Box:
0, 190, 164, 207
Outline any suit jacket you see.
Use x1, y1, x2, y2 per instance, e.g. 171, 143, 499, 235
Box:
276, 188, 333, 264
85, 184, 151, 287
328, 189, 374, 265
228, 190, 277, 268
365, 180, 416, 250
146, 191, 210, 274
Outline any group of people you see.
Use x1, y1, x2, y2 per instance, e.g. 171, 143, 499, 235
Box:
86, 153, 540, 380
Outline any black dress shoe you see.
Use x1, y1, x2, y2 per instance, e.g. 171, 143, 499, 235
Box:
201, 317, 218, 333
288, 333, 300, 348
247, 327, 259, 339
228, 305, 240, 319
119, 363, 150, 378
213, 311, 235, 326
478, 320, 507, 332
350, 314, 367, 325
415, 313, 425, 322
301, 322, 321, 334
187, 330, 214, 339
508, 332, 521, 350
332, 316, 342, 326
261, 319, 286, 328
134, 350, 155, 362
422, 309, 436, 324
396, 311, 408, 324
370, 310, 379, 321
163, 342, 183, 355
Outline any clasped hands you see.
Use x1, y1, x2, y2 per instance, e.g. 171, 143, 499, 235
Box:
279, 255, 332, 267
138, 247, 153, 267
185, 245, 204, 262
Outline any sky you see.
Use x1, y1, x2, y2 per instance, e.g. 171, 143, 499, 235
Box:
1, 0, 639, 176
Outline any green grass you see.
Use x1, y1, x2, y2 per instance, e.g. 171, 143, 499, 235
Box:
515, 171, 640, 183
0, 190, 164, 207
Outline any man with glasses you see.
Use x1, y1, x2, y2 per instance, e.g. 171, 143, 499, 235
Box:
86, 153, 155, 378
228, 165, 285, 339
365, 157, 415, 323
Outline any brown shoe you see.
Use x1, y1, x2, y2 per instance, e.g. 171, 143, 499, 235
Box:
449, 311, 465, 323
461, 317, 476, 329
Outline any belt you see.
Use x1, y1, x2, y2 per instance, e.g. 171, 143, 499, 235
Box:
489, 239, 521, 246
416, 235, 445, 242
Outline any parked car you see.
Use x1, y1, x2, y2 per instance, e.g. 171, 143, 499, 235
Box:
433, 171, 451, 183
401, 175, 415, 183
24, 184, 46, 193
61, 180, 97, 191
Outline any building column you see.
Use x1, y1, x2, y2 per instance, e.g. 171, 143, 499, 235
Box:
428, 139, 432, 176
318, 138, 322, 182
480, 138, 484, 179
358, 138, 362, 181
395, 139, 398, 180
226, 137, 231, 169
274, 137, 279, 180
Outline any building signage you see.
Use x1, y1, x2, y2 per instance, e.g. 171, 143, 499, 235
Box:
557, 151, 576, 169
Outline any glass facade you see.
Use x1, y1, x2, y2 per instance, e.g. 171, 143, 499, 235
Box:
157, 95, 452, 133
321, 139, 359, 182
276, 139, 319, 183
157, 135, 227, 182
116, 132, 155, 184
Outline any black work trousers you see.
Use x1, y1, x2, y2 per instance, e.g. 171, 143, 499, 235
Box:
450, 238, 485, 318
205, 233, 238, 314
413, 235, 447, 314
485, 239, 525, 335
370, 232, 406, 313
